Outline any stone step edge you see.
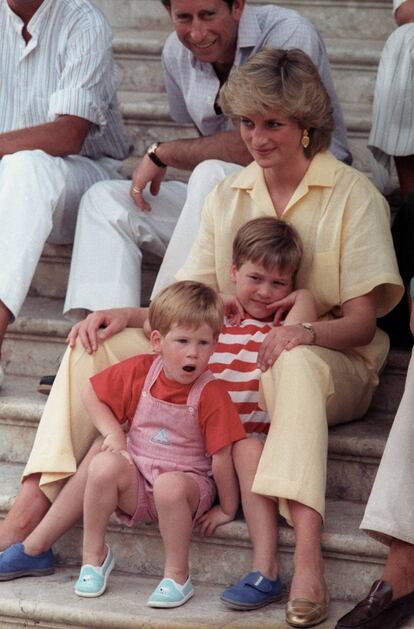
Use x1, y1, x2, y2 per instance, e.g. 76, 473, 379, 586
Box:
7, 303, 411, 373
118, 93, 373, 132
112, 28, 386, 66
0, 568, 353, 629
0, 383, 393, 463
0, 460, 387, 565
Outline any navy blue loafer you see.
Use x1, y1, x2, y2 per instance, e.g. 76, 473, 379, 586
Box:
0, 543, 54, 581
220, 570, 283, 610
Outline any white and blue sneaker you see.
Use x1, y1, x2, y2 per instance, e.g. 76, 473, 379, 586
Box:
147, 576, 194, 608
74, 545, 114, 598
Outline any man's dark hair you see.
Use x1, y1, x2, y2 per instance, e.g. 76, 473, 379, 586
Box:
161, 0, 235, 8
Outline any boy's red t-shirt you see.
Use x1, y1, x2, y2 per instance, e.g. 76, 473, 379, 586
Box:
90, 354, 246, 455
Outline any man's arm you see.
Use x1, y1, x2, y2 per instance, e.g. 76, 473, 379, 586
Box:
0, 115, 91, 158
395, 0, 414, 24
131, 130, 252, 211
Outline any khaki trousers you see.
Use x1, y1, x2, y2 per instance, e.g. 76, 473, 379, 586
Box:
24, 332, 383, 520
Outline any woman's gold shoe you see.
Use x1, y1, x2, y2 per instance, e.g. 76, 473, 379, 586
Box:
286, 590, 330, 627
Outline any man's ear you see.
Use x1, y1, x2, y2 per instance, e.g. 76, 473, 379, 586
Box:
150, 329, 163, 354
231, 0, 246, 22
229, 262, 238, 283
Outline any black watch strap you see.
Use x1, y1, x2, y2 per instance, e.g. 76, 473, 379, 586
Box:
147, 142, 167, 168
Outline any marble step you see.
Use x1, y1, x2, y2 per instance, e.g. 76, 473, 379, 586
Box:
112, 29, 384, 108
116, 91, 376, 176
94, 0, 396, 43
29, 243, 161, 302
4, 294, 409, 402
0, 366, 402, 504
0, 460, 388, 602
0, 567, 357, 629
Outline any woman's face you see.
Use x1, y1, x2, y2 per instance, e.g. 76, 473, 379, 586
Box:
239, 112, 305, 170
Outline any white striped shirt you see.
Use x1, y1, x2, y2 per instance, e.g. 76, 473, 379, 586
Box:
162, 4, 350, 163
1, 0, 129, 160
209, 317, 273, 437
368, 3, 414, 173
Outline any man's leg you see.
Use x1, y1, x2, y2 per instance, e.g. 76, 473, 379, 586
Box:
0, 151, 123, 361
64, 178, 187, 317
151, 160, 242, 298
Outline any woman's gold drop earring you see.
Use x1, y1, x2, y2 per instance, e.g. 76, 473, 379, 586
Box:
302, 130, 310, 149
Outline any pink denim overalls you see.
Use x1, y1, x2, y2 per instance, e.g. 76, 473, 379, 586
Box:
117, 355, 217, 526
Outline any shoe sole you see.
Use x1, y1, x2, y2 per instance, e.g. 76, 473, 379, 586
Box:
147, 589, 194, 608
220, 592, 283, 610
0, 567, 55, 581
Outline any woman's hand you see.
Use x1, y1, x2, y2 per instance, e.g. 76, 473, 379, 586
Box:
257, 324, 313, 371
67, 307, 142, 353
220, 293, 244, 324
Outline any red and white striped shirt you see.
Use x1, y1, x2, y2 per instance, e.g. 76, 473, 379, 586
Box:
209, 317, 273, 437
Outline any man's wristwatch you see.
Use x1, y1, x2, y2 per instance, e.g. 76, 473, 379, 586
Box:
299, 322, 316, 344
146, 142, 167, 168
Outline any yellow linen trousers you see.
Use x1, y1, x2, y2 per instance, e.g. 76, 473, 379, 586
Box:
23, 330, 385, 521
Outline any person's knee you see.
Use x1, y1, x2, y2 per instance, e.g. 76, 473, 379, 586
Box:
186, 159, 234, 195
1, 149, 56, 178
153, 472, 192, 506
87, 451, 123, 485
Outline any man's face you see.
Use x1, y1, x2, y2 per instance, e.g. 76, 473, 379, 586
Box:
167, 0, 244, 65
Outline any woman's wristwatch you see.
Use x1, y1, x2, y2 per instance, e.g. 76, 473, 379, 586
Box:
299, 322, 316, 344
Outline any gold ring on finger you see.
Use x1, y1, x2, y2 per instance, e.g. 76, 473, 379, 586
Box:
131, 186, 142, 195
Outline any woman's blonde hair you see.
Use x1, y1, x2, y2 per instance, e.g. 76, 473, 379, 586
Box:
233, 217, 303, 278
149, 281, 223, 339
219, 48, 334, 158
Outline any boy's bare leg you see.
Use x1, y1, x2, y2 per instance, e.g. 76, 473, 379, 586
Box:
288, 499, 325, 602
21, 440, 103, 556
233, 438, 278, 580
0, 475, 50, 550
81, 451, 138, 566
154, 472, 200, 584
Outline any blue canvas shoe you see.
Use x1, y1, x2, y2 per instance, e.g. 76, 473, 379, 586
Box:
74, 545, 114, 598
0, 543, 54, 580
221, 571, 283, 610
147, 576, 194, 608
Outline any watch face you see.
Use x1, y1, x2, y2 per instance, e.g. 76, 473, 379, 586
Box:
148, 143, 158, 154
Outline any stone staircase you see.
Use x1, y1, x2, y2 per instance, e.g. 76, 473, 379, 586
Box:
2, 0, 412, 627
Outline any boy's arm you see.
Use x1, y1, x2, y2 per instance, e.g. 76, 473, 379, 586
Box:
198, 444, 240, 537
82, 382, 130, 459
283, 289, 318, 325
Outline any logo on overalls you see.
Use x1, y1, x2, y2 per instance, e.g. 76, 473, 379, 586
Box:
151, 428, 170, 445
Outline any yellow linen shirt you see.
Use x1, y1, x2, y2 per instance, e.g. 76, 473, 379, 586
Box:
177, 151, 403, 372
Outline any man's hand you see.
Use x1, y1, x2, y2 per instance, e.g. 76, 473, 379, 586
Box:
67, 308, 132, 353
197, 505, 235, 537
130, 156, 166, 211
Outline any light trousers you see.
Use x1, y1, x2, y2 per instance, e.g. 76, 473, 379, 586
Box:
23, 330, 382, 520
0, 150, 123, 318
361, 349, 414, 546
63, 160, 241, 316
